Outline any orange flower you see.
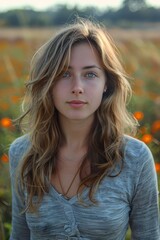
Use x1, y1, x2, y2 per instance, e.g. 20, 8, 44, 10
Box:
141, 134, 153, 144
1, 154, 9, 163
155, 163, 160, 173
133, 111, 144, 121
0, 117, 12, 128
11, 96, 20, 103
152, 120, 160, 133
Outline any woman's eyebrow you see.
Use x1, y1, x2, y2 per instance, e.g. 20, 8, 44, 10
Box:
68, 65, 102, 70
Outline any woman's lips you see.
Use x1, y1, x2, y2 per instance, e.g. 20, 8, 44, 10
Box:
67, 100, 87, 108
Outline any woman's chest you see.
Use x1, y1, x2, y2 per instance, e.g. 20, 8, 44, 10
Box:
25, 181, 131, 239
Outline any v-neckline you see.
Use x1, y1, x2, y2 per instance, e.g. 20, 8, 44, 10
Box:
49, 183, 88, 204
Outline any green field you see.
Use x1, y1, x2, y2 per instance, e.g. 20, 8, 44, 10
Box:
0, 27, 160, 240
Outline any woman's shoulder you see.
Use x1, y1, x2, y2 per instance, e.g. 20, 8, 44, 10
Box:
116, 135, 156, 194
123, 135, 154, 164
9, 134, 30, 155
9, 134, 31, 169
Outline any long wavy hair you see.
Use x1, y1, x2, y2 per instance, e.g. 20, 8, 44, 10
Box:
17, 18, 137, 212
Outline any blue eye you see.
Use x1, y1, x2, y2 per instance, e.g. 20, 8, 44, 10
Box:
86, 72, 97, 78
62, 71, 71, 78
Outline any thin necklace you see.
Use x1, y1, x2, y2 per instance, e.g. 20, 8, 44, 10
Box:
57, 165, 81, 200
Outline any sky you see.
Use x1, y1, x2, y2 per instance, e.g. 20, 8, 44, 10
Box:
1, 0, 160, 11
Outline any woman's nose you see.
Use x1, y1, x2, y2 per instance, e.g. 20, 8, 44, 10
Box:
71, 77, 84, 95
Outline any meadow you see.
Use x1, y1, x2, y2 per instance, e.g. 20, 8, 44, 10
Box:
0, 27, 160, 240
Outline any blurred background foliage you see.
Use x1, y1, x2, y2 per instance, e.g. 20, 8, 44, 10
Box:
0, 0, 160, 239
0, 0, 160, 28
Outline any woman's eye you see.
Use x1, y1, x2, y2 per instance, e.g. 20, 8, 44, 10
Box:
62, 71, 71, 78
85, 72, 97, 78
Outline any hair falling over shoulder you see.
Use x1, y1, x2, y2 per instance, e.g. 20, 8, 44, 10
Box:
17, 18, 138, 212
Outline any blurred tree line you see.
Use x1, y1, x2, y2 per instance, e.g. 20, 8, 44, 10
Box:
0, 0, 160, 28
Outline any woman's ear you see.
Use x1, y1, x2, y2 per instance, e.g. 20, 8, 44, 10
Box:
103, 87, 107, 92
103, 81, 107, 92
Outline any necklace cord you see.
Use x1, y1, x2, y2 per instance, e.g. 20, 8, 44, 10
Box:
57, 165, 81, 199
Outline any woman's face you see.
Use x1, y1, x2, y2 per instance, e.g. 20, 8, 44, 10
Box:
52, 42, 106, 123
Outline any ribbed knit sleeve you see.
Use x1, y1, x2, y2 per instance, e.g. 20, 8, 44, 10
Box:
9, 135, 30, 240
128, 140, 160, 239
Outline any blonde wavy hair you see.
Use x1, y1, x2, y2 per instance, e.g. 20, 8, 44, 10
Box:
17, 18, 137, 212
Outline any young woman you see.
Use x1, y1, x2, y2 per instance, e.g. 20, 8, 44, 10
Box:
9, 19, 159, 239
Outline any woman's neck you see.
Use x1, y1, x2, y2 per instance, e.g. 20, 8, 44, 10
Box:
59, 116, 94, 148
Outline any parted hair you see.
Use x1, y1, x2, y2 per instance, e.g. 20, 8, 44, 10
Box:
17, 18, 137, 212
